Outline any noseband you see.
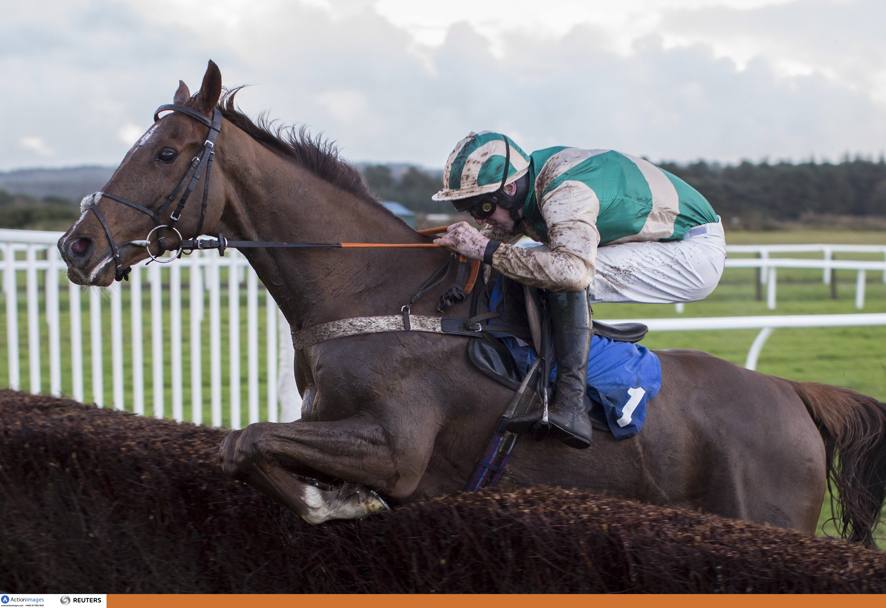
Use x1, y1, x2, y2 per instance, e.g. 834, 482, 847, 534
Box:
80, 104, 222, 281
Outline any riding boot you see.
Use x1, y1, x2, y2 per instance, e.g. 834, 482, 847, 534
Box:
544, 290, 593, 448
507, 290, 593, 449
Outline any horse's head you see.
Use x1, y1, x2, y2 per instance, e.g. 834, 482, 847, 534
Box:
59, 60, 226, 286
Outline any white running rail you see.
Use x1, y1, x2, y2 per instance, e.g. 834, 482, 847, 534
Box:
0, 228, 301, 427
605, 313, 886, 370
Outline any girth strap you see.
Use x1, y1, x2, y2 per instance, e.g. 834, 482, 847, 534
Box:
292, 314, 493, 349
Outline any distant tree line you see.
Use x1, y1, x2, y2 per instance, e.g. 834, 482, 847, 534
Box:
361, 165, 442, 214
363, 157, 886, 229
0, 190, 81, 231
3, 157, 886, 230
657, 156, 886, 229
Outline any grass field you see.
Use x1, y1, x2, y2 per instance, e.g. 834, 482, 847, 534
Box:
2, 229, 885, 545
725, 229, 886, 245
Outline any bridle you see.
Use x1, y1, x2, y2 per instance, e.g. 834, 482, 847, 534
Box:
80, 103, 222, 281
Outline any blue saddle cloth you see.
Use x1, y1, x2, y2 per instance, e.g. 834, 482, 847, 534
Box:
490, 281, 662, 440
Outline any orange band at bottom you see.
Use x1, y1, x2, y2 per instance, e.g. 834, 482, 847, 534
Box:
108, 593, 886, 608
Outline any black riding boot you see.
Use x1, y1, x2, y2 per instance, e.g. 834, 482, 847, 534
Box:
544, 290, 593, 449
507, 290, 593, 449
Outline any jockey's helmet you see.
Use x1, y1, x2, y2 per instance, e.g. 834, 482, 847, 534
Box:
432, 131, 530, 203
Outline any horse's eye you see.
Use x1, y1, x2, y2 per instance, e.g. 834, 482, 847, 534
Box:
157, 147, 178, 163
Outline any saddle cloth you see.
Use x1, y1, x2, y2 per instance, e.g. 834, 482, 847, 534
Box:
486, 276, 662, 440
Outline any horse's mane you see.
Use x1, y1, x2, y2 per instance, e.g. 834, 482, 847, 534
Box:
217, 88, 377, 203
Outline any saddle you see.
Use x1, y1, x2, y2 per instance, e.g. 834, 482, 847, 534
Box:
465, 269, 648, 391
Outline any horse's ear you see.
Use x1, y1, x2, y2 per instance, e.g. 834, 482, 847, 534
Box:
174, 80, 191, 105
194, 60, 222, 115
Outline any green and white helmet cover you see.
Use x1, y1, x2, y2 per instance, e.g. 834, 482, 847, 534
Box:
432, 131, 531, 202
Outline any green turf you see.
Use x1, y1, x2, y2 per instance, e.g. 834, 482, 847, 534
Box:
726, 229, 886, 245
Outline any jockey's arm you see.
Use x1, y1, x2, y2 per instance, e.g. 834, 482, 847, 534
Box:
491, 181, 600, 291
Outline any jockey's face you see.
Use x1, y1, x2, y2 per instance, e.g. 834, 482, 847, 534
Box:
481, 204, 516, 234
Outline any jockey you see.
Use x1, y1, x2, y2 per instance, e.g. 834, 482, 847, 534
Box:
433, 132, 726, 449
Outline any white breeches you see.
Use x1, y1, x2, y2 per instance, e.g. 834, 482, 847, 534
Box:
589, 220, 726, 304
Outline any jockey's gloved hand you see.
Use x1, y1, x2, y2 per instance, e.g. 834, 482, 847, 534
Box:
434, 221, 489, 260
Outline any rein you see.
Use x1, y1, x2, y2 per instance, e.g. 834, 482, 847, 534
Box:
173, 225, 448, 258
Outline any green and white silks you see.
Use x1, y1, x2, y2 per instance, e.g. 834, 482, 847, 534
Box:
490, 147, 724, 301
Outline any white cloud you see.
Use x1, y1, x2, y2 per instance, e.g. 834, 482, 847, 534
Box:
19, 136, 54, 157
662, 0, 886, 92
315, 89, 370, 124
117, 123, 147, 146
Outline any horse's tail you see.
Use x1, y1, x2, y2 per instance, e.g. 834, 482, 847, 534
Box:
790, 381, 886, 547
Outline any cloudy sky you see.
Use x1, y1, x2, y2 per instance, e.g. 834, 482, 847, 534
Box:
2, 0, 885, 171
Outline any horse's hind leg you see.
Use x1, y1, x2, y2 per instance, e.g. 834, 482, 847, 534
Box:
219, 417, 426, 524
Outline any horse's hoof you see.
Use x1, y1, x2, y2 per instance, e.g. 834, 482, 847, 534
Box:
297, 483, 391, 524
366, 490, 391, 514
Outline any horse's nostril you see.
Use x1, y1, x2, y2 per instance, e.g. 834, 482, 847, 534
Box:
70, 237, 92, 257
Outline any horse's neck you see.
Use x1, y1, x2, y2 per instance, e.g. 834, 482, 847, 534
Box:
216, 128, 449, 329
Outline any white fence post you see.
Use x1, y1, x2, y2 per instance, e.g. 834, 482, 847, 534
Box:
89, 288, 103, 406
228, 262, 241, 430
150, 262, 164, 419
131, 266, 145, 415
247, 270, 259, 425
855, 270, 866, 310
767, 267, 777, 310
69, 282, 83, 402
170, 263, 183, 422
209, 258, 222, 427
110, 282, 124, 410
4, 244, 20, 390
26, 246, 40, 394
189, 259, 204, 425
46, 247, 62, 396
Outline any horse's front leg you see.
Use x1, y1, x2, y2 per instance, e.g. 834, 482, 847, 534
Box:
219, 416, 428, 524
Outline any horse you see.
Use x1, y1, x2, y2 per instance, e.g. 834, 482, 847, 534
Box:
56, 61, 886, 546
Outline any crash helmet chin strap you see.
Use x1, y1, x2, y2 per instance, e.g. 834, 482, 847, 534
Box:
496, 137, 528, 225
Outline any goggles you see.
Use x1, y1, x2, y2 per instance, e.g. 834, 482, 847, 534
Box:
455, 197, 498, 220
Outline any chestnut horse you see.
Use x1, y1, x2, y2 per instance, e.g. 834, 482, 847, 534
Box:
57, 61, 886, 546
